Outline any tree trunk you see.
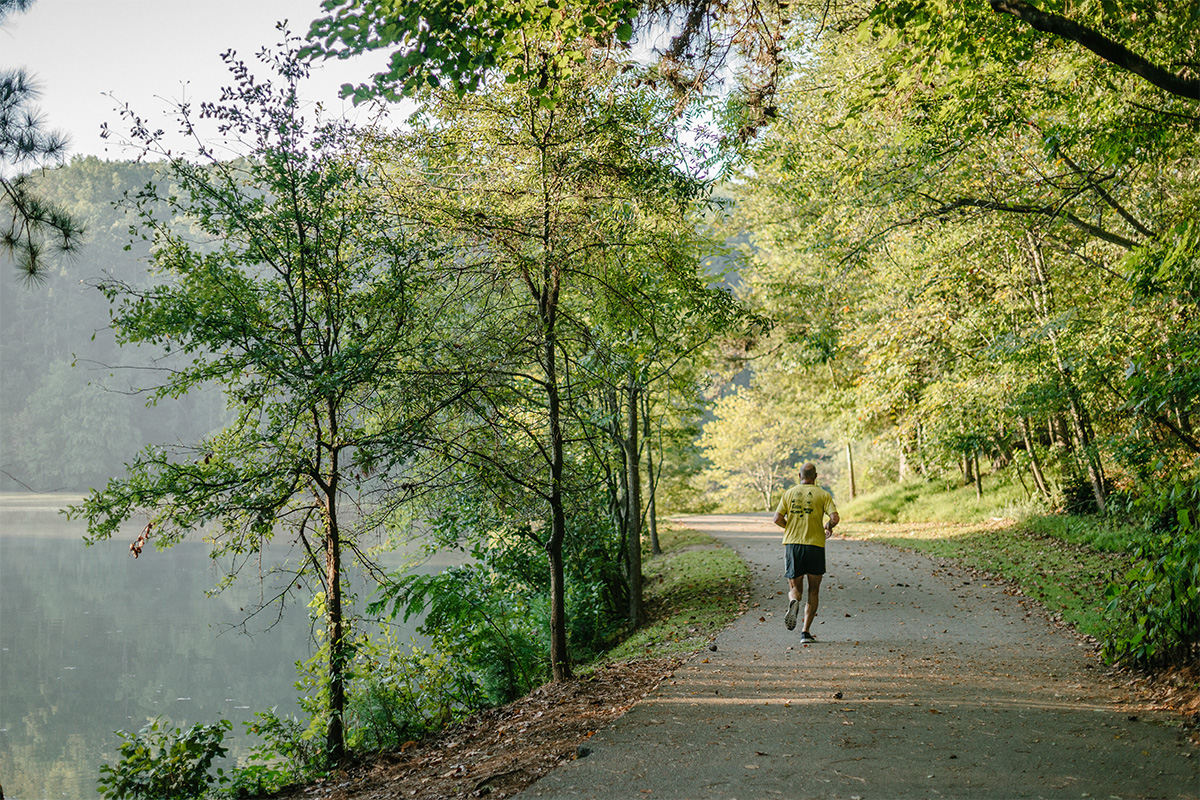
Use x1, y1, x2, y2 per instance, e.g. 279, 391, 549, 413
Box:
624, 380, 643, 625
845, 442, 857, 499
1019, 415, 1053, 502
537, 139, 571, 682
321, 405, 348, 763
973, 451, 983, 499
642, 390, 661, 556
544, 330, 571, 681
606, 388, 629, 552
916, 422, 928, 476
1050, 414, 1072, 450
324, 505, 347, 761
1064, 380, 1107, 512
963, 452, 975, 486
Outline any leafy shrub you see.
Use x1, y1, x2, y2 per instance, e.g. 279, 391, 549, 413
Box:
1061, 475, 1100, 515
96, 718, 230, 800
225, 762, 295, 800
347, 637, 485, 750
228, 707, 326, 796
1104, 485, 1200, 669
563, 512, 626, 660
565, 577, 619, 661
374, 564, 549, 705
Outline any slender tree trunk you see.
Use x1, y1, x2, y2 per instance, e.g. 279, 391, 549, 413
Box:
544, 329, 571, 680
642, 390, 660, 555
604, 388, 629, 550
916, 422, 928, 476
973, 451, 983, 498
994, 432, 1014, 470
1019, 416, 1053, 502
321, 403, 348, 762
323, 483, 347, 761
1050, 414, 1072, 450
846, 442, 857, 499
963, 452, 975, 486
625, 380, 643, 626
1064, 381, 1107, 511
535, 132, 571, 682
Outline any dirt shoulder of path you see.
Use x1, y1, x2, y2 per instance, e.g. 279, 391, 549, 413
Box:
261, 656, 687, 800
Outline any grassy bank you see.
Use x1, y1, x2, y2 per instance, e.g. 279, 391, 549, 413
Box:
843, 472, 1041, 524
598, 521, 750, 664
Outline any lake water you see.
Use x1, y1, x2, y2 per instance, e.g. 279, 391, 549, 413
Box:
0, 493, 442, 800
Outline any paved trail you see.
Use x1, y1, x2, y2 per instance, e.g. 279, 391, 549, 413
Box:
520, 514, 1198, 800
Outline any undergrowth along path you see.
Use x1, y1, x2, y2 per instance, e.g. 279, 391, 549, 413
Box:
519, 514, 1198, 800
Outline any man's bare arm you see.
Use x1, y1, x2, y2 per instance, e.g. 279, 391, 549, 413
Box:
773, 512, 787, 529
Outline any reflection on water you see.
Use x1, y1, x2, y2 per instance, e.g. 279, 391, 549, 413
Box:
0, 493, 435, 800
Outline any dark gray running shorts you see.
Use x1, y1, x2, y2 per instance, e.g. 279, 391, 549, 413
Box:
784, 543, 826, 577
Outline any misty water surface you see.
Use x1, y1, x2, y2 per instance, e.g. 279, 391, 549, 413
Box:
0, 493, 446, 800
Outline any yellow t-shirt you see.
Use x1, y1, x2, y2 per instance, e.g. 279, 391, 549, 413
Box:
775, 484, 837, 546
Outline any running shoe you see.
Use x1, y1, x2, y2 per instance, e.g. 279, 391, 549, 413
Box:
784, 599, 800, 630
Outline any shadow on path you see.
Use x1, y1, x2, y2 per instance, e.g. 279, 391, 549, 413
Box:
519, 514, 1198, 799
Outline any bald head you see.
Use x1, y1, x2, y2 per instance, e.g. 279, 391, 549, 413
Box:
800, 462, 818, 484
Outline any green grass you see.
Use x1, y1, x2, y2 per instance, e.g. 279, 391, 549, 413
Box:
843, 472, 1042, 524
596, 521, 750, 664
1019, 514, 1145, 554
847, 520, 1130, 641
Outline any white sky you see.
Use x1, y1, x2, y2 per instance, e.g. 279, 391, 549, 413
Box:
3, 0, 398, 160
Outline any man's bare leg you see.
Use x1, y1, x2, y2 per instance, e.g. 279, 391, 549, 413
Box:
802, 574, 822, 634
785, 576, 803, 630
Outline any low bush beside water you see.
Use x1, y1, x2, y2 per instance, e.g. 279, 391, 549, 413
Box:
96, 719, 231, 800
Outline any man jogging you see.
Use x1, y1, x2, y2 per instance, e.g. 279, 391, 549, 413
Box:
773, 462, 839, 642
